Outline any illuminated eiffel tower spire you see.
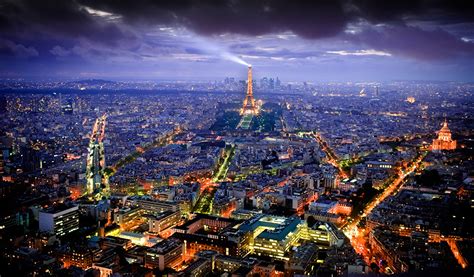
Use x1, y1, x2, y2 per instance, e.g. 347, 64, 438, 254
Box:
240, 66, 258, 115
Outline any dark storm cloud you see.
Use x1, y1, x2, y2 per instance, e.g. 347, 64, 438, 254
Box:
80, 0, 474, 38
350, 24, 474, 60
80, 0, 348, 39
0, 0, 474, 61
0, 0, 136, 47
351, 0, 474, 24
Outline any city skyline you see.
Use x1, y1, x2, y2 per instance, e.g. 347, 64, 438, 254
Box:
0, 1, 473, 277
1, 1, 474, 81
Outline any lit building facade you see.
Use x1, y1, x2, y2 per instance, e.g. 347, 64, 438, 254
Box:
136, 199, 180, 214
144, 238, 183, 271
38, 205, 79, 237
172, 215, 247, 258
431, 120, 456, 151
239, 215, 334, 261
56, 247, 94, 269
251, 216, 301, 260
148, 210, 181, 234
113, 207, 142, 226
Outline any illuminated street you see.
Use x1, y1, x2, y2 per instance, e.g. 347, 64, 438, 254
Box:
305, 132, 349, 179
212, 145, 235, 183
193, 145, 234, 215
446, 238, 469, 269
343, 151, 427, 268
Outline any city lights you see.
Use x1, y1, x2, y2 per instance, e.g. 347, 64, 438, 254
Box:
0, 1, 473, 276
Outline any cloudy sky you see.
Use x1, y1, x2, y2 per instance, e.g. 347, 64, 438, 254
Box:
1, 0, 473, 81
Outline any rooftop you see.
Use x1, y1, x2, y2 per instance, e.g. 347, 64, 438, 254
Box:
239, 214, 301, 241
147, 238, 182, 254
40, 204, 78, 214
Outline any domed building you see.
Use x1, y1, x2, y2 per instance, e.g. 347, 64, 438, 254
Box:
431, 120, 456, 152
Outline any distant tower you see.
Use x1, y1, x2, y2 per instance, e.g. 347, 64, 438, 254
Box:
86, 114, 109, 197
240, 66, 258, 115
431, 119, 457, 152
374, 86, 379, 98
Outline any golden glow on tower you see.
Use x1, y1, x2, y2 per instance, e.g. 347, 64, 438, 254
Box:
240, 66, 259, 115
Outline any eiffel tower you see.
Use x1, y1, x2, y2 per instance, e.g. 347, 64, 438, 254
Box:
240, 66, 258, 115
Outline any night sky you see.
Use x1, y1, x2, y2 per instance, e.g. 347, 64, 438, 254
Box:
1, 0, 474, 81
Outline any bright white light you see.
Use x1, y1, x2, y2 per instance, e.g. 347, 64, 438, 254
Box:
148, 30, 251, 67
187, 36, 250, 66
327, 49, 392, 57
220, 52, 251, 66
83, 6, 121, 20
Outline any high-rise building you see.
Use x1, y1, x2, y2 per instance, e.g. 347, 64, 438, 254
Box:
39, 205, 79, 237
260, 77, 268, 89
269, 78, 275, 90
431, 120, 456, 151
